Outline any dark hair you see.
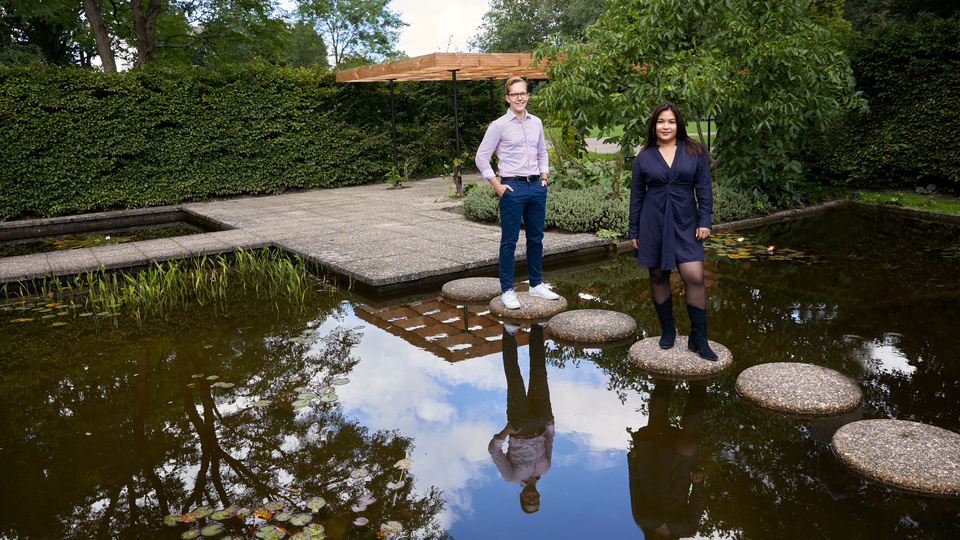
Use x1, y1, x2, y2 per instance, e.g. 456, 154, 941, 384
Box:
640, 101, 706, 157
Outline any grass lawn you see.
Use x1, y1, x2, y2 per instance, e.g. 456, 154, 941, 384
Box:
855, 190, 960, 215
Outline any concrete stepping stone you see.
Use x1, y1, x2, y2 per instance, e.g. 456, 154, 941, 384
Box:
832, 419, 960, 498
489, 292, 567, 322
628, 336, 733, 381
736, 362, 861, 417
545, 309, 636, 346
441, 277, 502, 304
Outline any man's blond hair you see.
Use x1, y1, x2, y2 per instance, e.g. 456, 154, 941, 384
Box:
505, 77, 526, 95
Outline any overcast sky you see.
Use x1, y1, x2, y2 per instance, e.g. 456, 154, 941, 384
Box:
280, 0, 490, 58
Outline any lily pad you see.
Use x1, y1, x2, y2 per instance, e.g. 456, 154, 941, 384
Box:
254, 525, 286, 540
350, 468, 369, 479
289, 374, 303, 382
394, 458, 414, 470
305, 496, 326, 511
254, 399, 273, 407
318, 386, 335, 395
351, 503, 366, 512
293, 386, 309, 392
182, 530, 201, 540
51, 321, 67, 326
205, 375, 219, 381
386, 481, 405, 490
264, 500, 285, 512
331, 377, 349, 386
163, 514, 184, 525
302, 523, 324, 536
210, 506, 239, 520
289, 513, 312, 526
319, 394, 338, 403
380, 521, 403, 534
79, 312, 94, 317
353, 517, 369, 526
201, 523, 224, 537
292, 399, 311, 409
211, 382, 235, 389
274, 510, 294, 521
357, 494, 376, 506
187, 506, 214, 519
297, 392, 316, 400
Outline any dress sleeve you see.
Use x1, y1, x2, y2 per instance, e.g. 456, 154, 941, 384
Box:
628, 154, 647, 239
694, 152, 712, 229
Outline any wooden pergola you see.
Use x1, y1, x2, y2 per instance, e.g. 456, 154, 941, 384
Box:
337, 53, 549, 193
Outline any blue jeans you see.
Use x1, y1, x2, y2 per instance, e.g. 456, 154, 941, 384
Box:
498, 179, 546, 293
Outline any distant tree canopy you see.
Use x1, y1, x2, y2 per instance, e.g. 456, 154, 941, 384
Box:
470, 0, 606, 53
295, 0, 406, 67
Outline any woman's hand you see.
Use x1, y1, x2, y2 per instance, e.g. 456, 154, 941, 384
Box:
695, 227, 711, 241
630, 238, 639, 250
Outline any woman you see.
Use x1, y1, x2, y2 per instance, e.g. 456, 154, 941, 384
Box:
628, 101, 717, 361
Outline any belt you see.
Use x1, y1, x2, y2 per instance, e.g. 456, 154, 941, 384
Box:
501, 175, 540, 182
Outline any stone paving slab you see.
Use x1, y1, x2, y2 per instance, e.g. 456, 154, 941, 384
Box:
832, 419, 960, 497
489, 291, 568, 323
628, 336, 733, 381
736, 362, 862, 418
545, 309, 636, 345
0, 175, 611, 290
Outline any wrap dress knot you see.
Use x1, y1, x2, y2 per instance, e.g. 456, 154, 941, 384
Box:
628, 140, 713, 271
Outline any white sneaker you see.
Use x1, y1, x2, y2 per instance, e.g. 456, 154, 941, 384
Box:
504, 323, 520, 335
528, 283, 560, 300
501, 289, 521, 309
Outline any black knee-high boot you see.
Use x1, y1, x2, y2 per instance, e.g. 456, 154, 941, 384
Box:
653, 297, 676, 349
686, 304, 718, 361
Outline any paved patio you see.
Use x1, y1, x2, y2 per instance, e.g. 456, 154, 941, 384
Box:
0, 174, 613, 293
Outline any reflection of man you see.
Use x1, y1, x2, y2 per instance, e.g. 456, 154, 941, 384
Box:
475, 76, 560, 310
628, 381, 706, 538
488, 323, 554, 513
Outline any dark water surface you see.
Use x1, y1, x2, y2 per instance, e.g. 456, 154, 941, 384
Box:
2, 206, 959, 539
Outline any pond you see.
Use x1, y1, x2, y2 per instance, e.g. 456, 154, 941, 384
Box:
1, 205, 959, 539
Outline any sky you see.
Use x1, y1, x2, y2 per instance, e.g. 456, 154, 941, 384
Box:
280, 0, 491, 58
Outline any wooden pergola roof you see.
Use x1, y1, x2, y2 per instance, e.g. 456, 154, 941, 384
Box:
336, 52, 549, 83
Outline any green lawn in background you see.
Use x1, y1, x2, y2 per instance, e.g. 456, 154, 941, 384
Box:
855, 191, 960, 215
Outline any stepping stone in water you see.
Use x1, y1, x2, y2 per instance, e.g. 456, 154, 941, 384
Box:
736, 362, 861, 418
545, 309, 636, 347
489, 292, 567, 322
628, 336, 733, 381
832, 419, 960, 498
441, 277, 502, 304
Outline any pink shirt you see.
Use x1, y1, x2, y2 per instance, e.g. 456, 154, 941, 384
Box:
475, 110, 549, 180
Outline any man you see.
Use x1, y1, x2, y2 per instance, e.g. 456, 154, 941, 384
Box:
475, 76, 561, 309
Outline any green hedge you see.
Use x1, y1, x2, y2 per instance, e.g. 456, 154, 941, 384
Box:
0, 64, 495, 220
810, 14, 960, 189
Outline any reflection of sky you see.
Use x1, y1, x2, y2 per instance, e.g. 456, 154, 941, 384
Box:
320, 310, 656, 537
854, 333, 917, 376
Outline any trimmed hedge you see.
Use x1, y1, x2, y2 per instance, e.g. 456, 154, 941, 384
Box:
0, 64, 494, 220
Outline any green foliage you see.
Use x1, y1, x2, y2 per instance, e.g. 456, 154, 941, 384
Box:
545, 185, 629, 236
810, 13, 960, 189
0, 64, 494, 220
296, 0, 407, 66
469, 0, 606, 53
711, 184, 754, 223
534, 0, 866, 208
462, 183, 500, 223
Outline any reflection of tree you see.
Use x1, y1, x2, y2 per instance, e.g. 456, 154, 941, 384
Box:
0, 292, 450, 539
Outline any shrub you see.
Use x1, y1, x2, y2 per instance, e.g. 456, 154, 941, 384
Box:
711, 184, 753, 223
462, 183, 500, 223
545, 186, 629, 237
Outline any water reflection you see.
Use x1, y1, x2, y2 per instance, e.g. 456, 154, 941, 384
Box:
628, 381, 707, 539
489, 324, 555, 514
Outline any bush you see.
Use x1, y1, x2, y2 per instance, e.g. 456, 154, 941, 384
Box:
545, 185, 629, 236
711, 184, 753, 223
462, 183, 500, 223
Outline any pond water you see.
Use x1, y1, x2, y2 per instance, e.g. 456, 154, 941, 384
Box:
0, 223, 206, 258
2, 205, 959, 539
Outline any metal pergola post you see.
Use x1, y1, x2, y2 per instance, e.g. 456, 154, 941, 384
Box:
389, 79, 398, 175
450, 69, 463, 196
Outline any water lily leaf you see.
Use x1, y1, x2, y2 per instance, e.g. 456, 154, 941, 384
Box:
394, 458, 414, 470
274, 510, 294, 521
187, 506, 214, 519
297, 393, 316, 400
293, 386, 308, 392
79, 312, 93, 317
96, 311, 110, 316
305, 497, 326, 511
353, 517, 369, 526
205, 375, 219, 381
201, 523, 224, 537
289, 374, 303, 382
163, 514, 184, 525
210, 506, 239, 520
264, 500, 285, 512
182, 530, 202, 540
331, 378, 349, 386
211, 381, 235, 389
289, 513, 312, 526
350, 468, 369, 478
292, 399, 311, 409
254, 524, 286, 540
10, 318, 34, 322
386, 481, 405, 490
302, 523, 324, 537
357, 494, 376, 505
254, 400, 273, 407
351, 503, 366, 512
380, 521, 403, 534
319, 394, 338, 402
289, 533, 312, 540
51, 321, 67, 326
192, 373, 205, 378
318, 386, 335, 395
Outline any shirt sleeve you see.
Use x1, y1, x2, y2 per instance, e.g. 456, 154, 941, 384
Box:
488, 436, 517, 482
475, 122, 501, 180
628, 154, 647, 239
536, 119, 549, 175
694, 151, 712, 229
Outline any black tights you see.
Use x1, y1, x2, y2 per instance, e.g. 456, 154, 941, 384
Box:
649, 262, 706, 310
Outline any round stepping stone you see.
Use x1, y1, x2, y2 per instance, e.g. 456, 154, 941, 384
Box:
736, 363, 861, 418
489, 292, 567, 322
832, 419, 960, 498
545, 309, 636, 346
628, 336, 733, 381
441, 277, 502, 304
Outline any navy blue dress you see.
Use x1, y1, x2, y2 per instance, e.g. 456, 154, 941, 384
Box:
628, 140, 713, 270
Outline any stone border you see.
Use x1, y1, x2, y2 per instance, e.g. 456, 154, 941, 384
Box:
735, 362, 862, 418
832, 419, 960, 498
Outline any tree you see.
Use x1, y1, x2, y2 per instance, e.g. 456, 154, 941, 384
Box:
534, 0, 867, 206
470, 0, 606, 53
285, 19, 329, 69
295, 0, 406, 67
0, 0, 95, 66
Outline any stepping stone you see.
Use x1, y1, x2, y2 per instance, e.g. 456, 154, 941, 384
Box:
545, 309, 636, 346
736, 362, 861, 418
628, 336, 733, 381
441, 277, 502, 304
489, 292, 567, 322
832, 419, 960, 498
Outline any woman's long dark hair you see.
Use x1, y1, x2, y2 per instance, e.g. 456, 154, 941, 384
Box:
640, 101, 707, 157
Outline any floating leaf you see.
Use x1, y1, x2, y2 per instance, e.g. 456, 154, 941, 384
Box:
353, 517, 369, 526
293, 386, 309, 393
201, 523, 224, 537
205, 375, 219, 381
11, 318, 34, 323
292, 399, 311, 409
289, 374, 303, 382
357, 494, 376, 505
351, 504, 366, 512
187, 506, 214, 519
79, 312, 93, 317
394, 458, 414, 470
211, 382, 235, 389
380, 521, 403, 534
264, 500, 285, 512
288, 533, 312, 540
254, 525, 286, 540
350, 468, 369, 479
210, 506, 239, 520
297, 393, 316, 400
319, 394, 338, 403
318, 386, 335, 395
192, 374, 205, 379
274, 510, 294, 521
386, 481, 405, 490
305, 497, 326, 511
51, 321, 68, 326
253, 508, 272, 520
182, 530, 201, 539
96, 311, 110, 316
331, 378, 349, 386
164, 514, 184, 526
254, 400, 272, 407
289, 513, 312, 526
41, 314, 55, 319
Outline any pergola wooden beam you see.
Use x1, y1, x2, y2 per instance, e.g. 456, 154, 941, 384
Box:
336, 52, 549, 83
